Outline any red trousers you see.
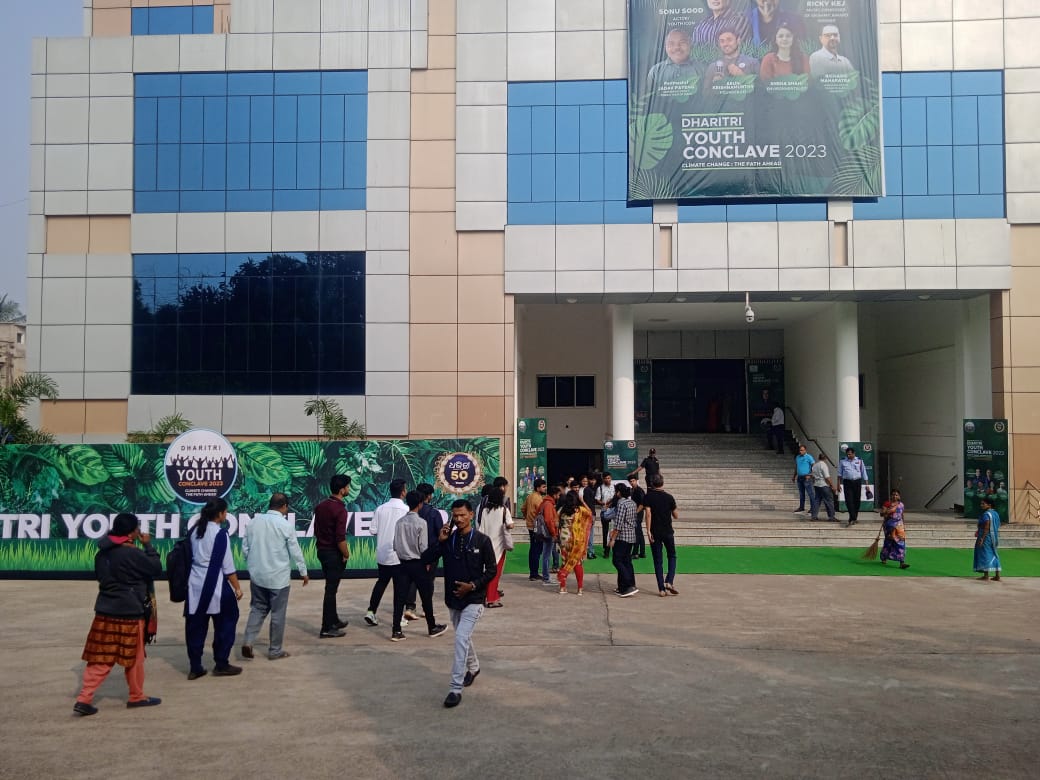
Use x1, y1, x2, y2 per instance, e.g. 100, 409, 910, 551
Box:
558, 562, 584, 590
77, 621, 147, 704
485, 555, 506, 603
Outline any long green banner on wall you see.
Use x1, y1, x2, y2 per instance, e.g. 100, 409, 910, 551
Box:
628, 0, 882, 200
837, 440, 875, 513
516, 418, 547, 507
604, 440, 640, 481
963, 419, 1009, 522
0, 438, 499, 576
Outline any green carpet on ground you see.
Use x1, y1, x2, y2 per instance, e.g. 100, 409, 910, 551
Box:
504, 544, 1040, 577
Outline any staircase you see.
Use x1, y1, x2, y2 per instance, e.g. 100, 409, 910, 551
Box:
637, 433, 797, 513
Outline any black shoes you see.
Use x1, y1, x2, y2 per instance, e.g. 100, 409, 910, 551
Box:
390, 630, 406, 642
319, 628, 346, 638
463, 668, 480, 687
444, 692, 462, 708
73, 702, 98, 716
213, 664, 243, 677
127, 697, 161, 708
334, 619, 349, 630
187, 669, 207, 680
428, 624, 448, 637
240, 645, 254, 659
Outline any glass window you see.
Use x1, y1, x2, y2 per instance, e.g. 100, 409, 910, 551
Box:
576, 376, 595, 407
536, 376, 555, 408
536, 375, 596, 408
555, 376, 575, 407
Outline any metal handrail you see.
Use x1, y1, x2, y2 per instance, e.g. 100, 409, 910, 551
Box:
783, 405, 834, 465
925, 474, 959, 510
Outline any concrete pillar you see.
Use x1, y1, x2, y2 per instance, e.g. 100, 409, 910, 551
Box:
959, 297, 992, 419
834, 302, 860, 443
610, 304, 635, 440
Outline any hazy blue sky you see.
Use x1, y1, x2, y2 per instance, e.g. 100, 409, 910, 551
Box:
0, 0, 82, 311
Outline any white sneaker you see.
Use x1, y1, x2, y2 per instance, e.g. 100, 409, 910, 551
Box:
364, 611, 378, 626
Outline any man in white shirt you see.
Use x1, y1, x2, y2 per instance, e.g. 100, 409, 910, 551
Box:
240, 492, 309, 660
809, 24, 854, 77
769, 403, 786, 455
809, 455, 837, 522
595, 473, 617, 558
364, 478, 408, 627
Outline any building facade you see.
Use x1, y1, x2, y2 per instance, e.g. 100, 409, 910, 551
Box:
24, 0, 1040, 520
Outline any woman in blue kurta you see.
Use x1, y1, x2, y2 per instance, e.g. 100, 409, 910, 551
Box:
879, 490, 909, 569
974, 496, 1002, 581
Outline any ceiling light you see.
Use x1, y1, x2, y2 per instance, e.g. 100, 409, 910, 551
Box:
789, 296, 803, 302
565, 297, 578, 304
917, 294, 931, 300
674, 296, 687, 303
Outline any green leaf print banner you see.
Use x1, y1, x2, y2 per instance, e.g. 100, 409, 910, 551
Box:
0, 438, 499, 576
628, 0, 882, 200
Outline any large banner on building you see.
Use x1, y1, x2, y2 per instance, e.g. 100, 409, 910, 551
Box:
963, 419, 1009, 521
604, 440, 639, 481
837, 440, 875, 512
516, 418, 547, 506
628, 0, 882, 200
0, 438, 499, 576
747, 358, 784, 434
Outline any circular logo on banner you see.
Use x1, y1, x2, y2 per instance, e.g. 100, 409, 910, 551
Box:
164, 429, 238, 505
604, 441, 614, 450
627, 441, 637, 449
964, 422, 976, 434
537, 419, 546, 432
862, 443, 873, 453
994, 421, 1006, 434
517, 420, 528, 433
435, 452, 483, 495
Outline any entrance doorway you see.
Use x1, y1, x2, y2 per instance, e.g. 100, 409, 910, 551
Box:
650, 359, 747, 433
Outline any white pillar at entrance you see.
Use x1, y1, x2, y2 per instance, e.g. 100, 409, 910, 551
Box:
610, 304, 635, 440
834, 302, 860, 443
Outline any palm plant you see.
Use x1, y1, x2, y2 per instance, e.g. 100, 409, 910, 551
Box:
0, 373, 59, 444
0, 294, 24, 323
126, 412, 193, 443
303, 398, 366, 440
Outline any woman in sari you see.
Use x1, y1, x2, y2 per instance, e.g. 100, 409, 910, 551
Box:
879, 489, 909, 569
556, 490, 593, 595
974, 496, 1002, 581
74, 513, 162, 716
477, 487, 514, 608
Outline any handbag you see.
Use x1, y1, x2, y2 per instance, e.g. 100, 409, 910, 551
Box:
601, 507, 616, 521
502, 522, 515, 552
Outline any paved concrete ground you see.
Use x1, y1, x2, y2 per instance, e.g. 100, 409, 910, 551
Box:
2, 573, 1039, 779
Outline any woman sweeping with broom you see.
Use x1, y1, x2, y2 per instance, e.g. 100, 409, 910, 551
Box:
865, 489, 909, 569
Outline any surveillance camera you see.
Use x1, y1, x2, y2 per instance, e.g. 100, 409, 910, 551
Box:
745, 305, 755, 324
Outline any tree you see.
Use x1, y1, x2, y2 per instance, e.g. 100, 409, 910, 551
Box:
304, 398, 366, 440
0, 294, 24, 323
0, 373, 59, 444
126, 413, 193, 443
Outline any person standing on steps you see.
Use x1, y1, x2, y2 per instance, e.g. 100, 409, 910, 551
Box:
838, 447, 868, 526
643, 474, 679, 598
792, 445, 816, 516
809, 453, 837, 522
632, 448, 660, 484
419, 499, 498, 708
769, 403, 786, 454
313, 474, 352, 638
364, 479, 408, 628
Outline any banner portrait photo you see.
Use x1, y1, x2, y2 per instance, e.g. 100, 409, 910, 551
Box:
628, 0, 882, 200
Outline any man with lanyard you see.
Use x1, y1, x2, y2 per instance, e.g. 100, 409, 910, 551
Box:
838, 447, 868, 526
421, 499, 497, 708
791, 445, 816, 516
595, 472, 616, 558
313, 475, 351, 638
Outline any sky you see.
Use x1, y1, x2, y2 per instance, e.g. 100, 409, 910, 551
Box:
0, 0, 82, 311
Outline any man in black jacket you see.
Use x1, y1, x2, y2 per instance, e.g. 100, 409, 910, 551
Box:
421, 499, 497, 708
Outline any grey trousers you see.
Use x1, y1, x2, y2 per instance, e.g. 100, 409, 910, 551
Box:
242, 584, 290, 657
448, 603, 483, 694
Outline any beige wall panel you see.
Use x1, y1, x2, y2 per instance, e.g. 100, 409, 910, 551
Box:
1010, 267, 1040, 316
1011, 366, 1040, 390
458, 231, 505, 276
411, 69, 457, 94
428, 36, 456, 69
83, 400, 128, 434
410, 275, 459, 322
1010, 225, 1040, 267
458, 396, 505, 436
92, 9, 132, 36
410, 324, 459, 371
410, 141, 456, 188
215, 4, 231, 33
458, 371, 506, 396
410, 188, 456, 212
409, 211, 458, 274
1009, 317, 1040, 366
458, 323, 505, 372
1011, 393, 1040, 434
410, 396, 458, 436
504, 323, 515, 371
40, 400, 86, 435
46, 217, 91, 254
428, 0, 456, 36
89, 216, 132, 253
411, 371, 459, 396
1012, 434, 1040, 488
411, 93, 456, 140
458, 275, 505, 323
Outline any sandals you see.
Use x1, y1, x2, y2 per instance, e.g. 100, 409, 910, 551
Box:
485, 601, 504, 608
664, 583, 679, 595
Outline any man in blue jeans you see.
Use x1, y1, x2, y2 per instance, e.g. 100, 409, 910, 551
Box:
642, 474, 679, 597
792, 445, 816, 516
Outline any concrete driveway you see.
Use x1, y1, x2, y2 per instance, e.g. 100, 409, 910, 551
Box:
1, 573, 1038, 779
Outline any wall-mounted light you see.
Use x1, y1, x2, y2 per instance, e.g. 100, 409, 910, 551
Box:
675, 296, 687, 303
565, 297, 578, 304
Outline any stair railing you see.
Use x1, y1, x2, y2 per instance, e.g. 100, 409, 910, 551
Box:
784, 406, 834, 466
924, 474, 959, 511
1020, 480, 1040, 524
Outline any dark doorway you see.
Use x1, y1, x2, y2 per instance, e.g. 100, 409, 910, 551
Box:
547, 449, 603, 485
651, 359, 747, 433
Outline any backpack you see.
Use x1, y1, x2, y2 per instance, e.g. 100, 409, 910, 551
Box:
533, 502, 551, 540
166, 535, 193, 603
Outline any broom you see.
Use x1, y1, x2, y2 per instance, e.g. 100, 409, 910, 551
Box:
863, 476, 903, 560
